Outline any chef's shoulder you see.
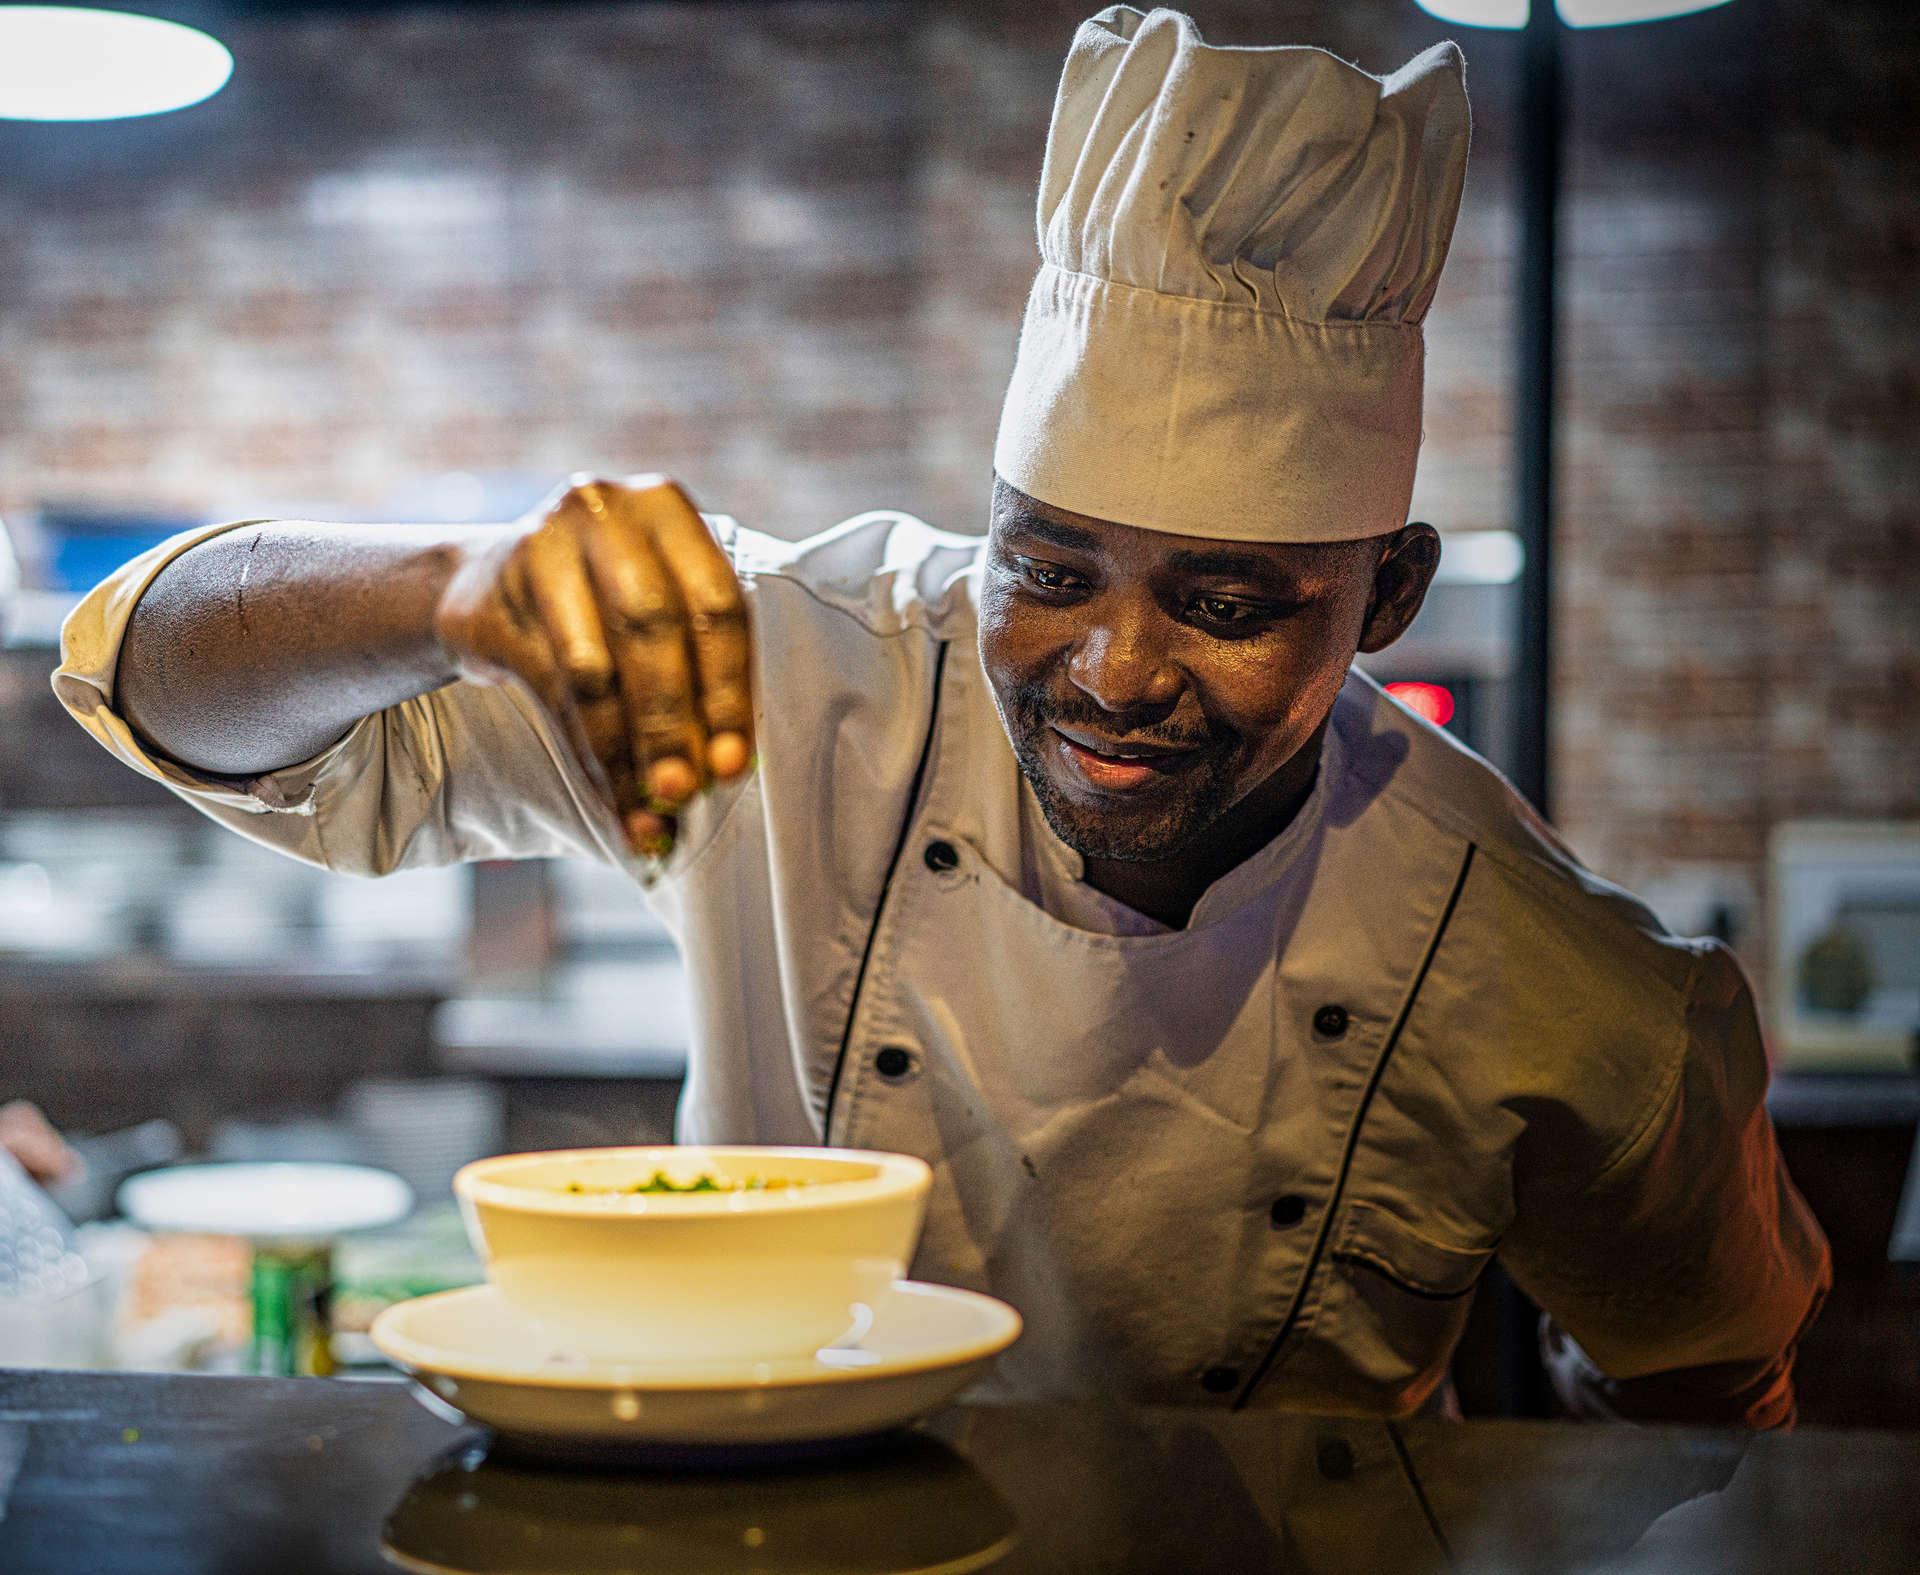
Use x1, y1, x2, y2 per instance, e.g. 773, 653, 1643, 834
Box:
1341, 680, 1824, 1385
1339, 671, 1722, 1151
718, 511, 984, 643
1341, 668, 1692, 983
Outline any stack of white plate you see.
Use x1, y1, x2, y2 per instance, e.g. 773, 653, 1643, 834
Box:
340, 1078, 505, 1206
0, 1147, 110, 1367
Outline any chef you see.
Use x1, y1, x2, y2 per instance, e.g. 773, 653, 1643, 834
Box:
56, 8, 1827, 1423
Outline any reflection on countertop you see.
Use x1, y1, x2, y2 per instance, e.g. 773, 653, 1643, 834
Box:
3, 1368, 1918, 1575
384, 1432, 1018, 1575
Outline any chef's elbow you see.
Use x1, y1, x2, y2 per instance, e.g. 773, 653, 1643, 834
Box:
1539, 1314, 1804, 1430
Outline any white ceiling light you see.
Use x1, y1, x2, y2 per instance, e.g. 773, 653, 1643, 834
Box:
1414, 0, 1527, 24
1414, 0, 1734, 26
0, 6, 232, 121
1557, 0, 1734, 23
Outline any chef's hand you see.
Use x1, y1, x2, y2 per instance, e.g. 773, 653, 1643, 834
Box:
0, 1100, 82, 1187
434, 476, 753, 856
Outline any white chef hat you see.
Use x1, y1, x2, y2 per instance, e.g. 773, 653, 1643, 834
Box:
993, 7, 1471, 543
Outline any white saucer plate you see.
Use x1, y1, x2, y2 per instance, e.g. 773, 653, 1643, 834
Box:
118, 1161, 413, 1238
371, 1280, 1021, 1451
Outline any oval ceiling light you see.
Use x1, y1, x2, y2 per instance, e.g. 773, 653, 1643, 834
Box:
0, 6, 232, 121
1557, 0, 1734, 23
1414, 0, 1733, 25
1413, 0, 1527, 25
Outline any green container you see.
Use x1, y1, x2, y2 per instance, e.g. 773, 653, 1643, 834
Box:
250, 1242, 334, 1377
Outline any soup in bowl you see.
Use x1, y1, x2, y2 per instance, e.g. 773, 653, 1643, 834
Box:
454, 1146, 931, 1364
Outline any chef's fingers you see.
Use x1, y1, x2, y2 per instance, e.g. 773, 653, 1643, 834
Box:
622, 806, 677, 859
522, 500, 617, 706
632, 477, 755, 779
470, 563, 624, 818
517, 507, 632, 794
572, 483, 706, 812
433, 522, 642, 847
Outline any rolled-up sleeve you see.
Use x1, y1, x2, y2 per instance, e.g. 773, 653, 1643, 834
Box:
52, 523, 631, 876
1502, 941, 1832, 1424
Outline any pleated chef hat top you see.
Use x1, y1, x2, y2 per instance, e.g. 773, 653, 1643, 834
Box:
993, 7, 1471, 543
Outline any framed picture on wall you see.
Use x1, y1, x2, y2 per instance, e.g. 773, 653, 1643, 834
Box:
1769, 822, 1920, 1074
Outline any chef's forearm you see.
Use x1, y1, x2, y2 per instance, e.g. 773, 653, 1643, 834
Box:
117, 521, 509, 777
1540, 1315, 1799, 1430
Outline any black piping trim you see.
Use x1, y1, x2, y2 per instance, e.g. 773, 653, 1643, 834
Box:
820, 640, 951, 1143
1232, 841, 1479, 1410
1331, 1252, 1480, 1302
1387, 1420, 1456, 1566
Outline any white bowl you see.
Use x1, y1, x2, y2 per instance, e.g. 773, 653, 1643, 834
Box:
454, 1146, 931, 1364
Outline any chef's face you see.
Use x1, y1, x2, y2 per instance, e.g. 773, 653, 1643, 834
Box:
979, 479, 1433, 864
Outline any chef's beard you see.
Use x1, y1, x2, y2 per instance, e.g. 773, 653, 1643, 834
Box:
995, 679, 1243, 863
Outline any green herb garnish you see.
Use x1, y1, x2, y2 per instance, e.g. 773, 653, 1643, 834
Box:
559, 1171, 804, 1196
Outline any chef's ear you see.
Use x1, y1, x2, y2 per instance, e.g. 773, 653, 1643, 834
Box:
1355, 522, 1440, 655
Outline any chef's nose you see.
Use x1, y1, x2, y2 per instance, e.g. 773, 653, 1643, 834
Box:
1067, 607, 1182, 714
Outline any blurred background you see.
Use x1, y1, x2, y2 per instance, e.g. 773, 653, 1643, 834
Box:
0, 0, 1914, 1414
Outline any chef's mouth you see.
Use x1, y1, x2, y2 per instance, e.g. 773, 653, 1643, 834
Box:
1050, 725, 1206, 792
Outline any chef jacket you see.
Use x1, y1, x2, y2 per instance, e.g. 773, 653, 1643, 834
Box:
56, 512, 1831, 1419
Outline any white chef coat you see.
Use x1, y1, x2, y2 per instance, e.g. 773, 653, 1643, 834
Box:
55, 512, 1831, 1418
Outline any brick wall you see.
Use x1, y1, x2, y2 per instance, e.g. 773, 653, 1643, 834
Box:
1, 0, 1914, 996
0, 1, 1502, 539
1555, 2, 1775, 933
1763, 2, 1920, 832
1555, 0, 1920, 990
0, 3, 933, 531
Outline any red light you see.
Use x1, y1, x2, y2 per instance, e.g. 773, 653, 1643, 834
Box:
1385, 681, 1455, 727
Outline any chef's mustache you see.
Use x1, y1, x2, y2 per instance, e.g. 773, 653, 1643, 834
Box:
1005, 681, 1218, 753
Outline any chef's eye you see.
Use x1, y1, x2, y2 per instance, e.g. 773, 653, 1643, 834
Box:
1190, 594, 1260, 626
1020, 560, 1085, 594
